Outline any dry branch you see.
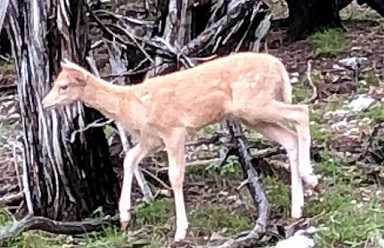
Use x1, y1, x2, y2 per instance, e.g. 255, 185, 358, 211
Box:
0, 192, 22, 207
0, 215, 118, 244
0, 0, 9, 33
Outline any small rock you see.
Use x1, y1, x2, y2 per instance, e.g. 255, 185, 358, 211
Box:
351, 46, 363, 51
210, 232, 225, 241
275, 234, 314, 248
290, 77, 299, 84
347, 94, 375, 112
338, 56, 368, 69
227, 195, 237, 200
379, 238, 384, 248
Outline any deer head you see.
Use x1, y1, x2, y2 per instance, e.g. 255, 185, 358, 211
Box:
42, 60, 88, 109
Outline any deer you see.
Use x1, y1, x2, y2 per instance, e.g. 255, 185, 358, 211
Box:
42, 52, 318, 241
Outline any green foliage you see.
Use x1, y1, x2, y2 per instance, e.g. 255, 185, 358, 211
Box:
82, 226, 130, 248
309, 29, 350, 56
307, 191, 384, 247
1, 231, 71, 248
206, 157, 240, 177
292, 84, 309, 103
103, 125, 114, 139
304, 150, 384, 247
310, 122, 331, 144
135, 198, 174, 226
364, 71, 380, 87
362, 103, 384, 122
189, 206, 251, 235
0, 208, 11, 226
264, 176, 290, 216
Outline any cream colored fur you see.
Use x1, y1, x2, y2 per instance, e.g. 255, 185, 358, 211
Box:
42, 52, 318, 241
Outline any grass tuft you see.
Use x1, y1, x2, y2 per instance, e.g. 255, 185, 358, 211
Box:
362, 103, 384, 122
189, 206, 252, 236
309, 29, 350, 56
135, 198, 174, 226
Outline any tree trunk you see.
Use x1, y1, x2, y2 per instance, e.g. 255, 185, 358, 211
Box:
357, 0, 384, 16
286, 0, 343, 39
6, 0, 119, 220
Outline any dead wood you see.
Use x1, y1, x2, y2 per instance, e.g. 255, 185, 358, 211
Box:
0, 214, 118, 244
0, 0, 9, 33
0, 192, 22, 207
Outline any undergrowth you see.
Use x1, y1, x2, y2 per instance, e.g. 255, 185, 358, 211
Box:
309, 29, 350, 56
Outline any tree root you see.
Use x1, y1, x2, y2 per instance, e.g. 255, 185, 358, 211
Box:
0, 214, 118, 244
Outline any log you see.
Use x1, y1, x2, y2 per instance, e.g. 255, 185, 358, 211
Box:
0, 215, 118, 244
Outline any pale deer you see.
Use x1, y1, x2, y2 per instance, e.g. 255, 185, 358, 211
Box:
42, 52, 318, 241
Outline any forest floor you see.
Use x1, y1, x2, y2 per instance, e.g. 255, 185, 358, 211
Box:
0, 5, 384, 248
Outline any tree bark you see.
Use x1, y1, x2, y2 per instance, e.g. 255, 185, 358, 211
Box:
6, 0, 119, 220
286, 0, 343, 39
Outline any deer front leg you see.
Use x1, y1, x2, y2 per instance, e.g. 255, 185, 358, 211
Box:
164, 129, 188, 241
119, 143, 150, 230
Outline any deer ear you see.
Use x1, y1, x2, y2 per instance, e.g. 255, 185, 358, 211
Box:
72, 74, 87, 86
61, 59, 82, 71
60, 60, 88, 86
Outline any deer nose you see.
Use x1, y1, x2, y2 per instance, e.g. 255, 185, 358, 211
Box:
42, 94, 54, 109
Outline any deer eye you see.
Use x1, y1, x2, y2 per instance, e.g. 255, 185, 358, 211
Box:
60, 85, 68, 91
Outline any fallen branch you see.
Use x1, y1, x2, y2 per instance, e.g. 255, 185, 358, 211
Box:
304, 60, 318, 104
0, 214, 118, 244
0, 192, 22, 207
226, 120, 269, 235
69, 118, 113, 143
0, 84, 17, 91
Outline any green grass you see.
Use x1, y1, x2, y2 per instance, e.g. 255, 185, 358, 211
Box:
303, 150, 384, 247
82, 226, 131, 248
292, 72, 322, 104
0, 231, 69, 248
189, 205, 252, 236
135, 198, 174, 226
0, 208, 11, 226
306, 184, 384, 248
310, 121, 331, 144
309, 29, 350, 56
362, 103, 384, 122
264, 176, 290, 216
260, 148, 384, 247
292, 83, 309, 103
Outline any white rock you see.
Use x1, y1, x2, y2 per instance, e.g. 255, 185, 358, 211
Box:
290, 77, 299, 84
338, 57, 367, 69
275, 234, 315, 248
379, 238, 384, 248
347, 94, 375, 112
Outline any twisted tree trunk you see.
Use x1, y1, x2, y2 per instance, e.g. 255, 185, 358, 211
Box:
6, 0, 119, 220
286, 0, 343, 39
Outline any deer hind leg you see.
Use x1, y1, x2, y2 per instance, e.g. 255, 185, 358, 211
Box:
251, 122, 304, 218
119, 139, 158, 230
293, 105, 318, 189
163, 128, 188, 241
237, 100, 318, 218
258, 101, 317, 189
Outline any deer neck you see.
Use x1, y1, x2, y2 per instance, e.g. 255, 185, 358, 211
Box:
80, 75, 147, 131
81, 75, 125, 120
